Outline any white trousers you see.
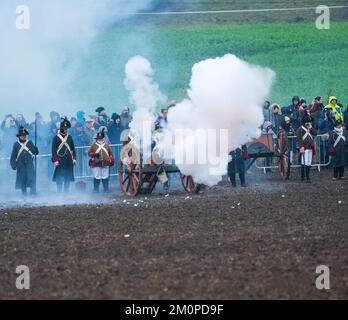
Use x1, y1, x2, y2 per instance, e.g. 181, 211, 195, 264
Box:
301, 149, 313, 166
92, 167, 109, 180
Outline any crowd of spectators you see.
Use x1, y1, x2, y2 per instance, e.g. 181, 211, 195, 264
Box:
1, 95, 347, 168
261, 95, 348, 167
0, 106, 132, 157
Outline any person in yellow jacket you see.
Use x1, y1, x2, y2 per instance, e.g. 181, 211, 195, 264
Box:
325, 96, 344, 124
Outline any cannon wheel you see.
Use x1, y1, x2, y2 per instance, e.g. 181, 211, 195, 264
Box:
180, 174, 200, 194
118, 161, 142, 196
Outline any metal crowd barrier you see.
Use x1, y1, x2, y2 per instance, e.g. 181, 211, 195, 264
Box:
254, 135, 331, 173
0, 136, 332, 190
0, 144, 123, 191
73, 144, 123, 179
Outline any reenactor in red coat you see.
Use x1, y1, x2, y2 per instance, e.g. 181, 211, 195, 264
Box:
88, 129, 115, 193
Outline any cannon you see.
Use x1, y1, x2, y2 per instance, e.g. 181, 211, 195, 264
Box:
245, 133, 275, 171
247, 134, 275, 158
118, 134, 274, 196
118, 140, 200, 196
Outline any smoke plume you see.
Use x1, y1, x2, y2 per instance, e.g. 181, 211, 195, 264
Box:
168, 54, 275, 186
0, 0, 154, 119
124, 56, 167, 154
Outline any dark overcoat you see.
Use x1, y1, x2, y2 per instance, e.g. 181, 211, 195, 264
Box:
10, 140, 39, 189
328, 129, 348, 167
52, 134, 76, 183
228, 146, 247, 175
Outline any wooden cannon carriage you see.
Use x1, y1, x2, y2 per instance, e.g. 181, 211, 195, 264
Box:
118, 134, 274, 196
245, 133, 275, 170
118, 140, 200, 197
247, 134, 275, 158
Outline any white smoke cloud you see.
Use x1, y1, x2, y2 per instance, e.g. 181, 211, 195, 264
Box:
168, 54, 275, 186
0, 0, 153, 119
124, 56, 167, 153
122, 54, 274, 187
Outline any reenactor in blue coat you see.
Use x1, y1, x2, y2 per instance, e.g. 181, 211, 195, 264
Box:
52, 118, 76, 193
10, 127, 39, 196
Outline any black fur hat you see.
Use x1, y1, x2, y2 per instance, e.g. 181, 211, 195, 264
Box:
16, 126, 29, 138
95, 107, 105, 114
96, 128, 106, 140
301, 115, 312, 125
60, 117, 71, 131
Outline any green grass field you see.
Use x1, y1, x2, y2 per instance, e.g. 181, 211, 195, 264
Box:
71, 2, 348, 111
153, 21, 348, 106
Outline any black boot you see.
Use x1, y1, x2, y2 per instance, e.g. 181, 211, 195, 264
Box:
339, 167, 346, 180
286, 159, 291, 180
229, 174, 237, 187
93, 179, 100, 193
102, 179, 109, 193
57, 182, 63, 193
239, 173, 246, 187
64, 182, 70, 193
30, 187, 37, 196
301, 165, 305, 182
305, 166, 311, 183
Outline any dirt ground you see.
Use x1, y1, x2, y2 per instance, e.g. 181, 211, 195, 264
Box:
0, 168, 347, 300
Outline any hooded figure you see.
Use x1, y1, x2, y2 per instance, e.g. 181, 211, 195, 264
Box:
308, 96, 324, 129
51, 118, 76, 193
120, 107, 133, 129
271, 103, 283, 133
10, 127, 39, 196
326, 96, 344, 124
262, 121, 277, 138
108, 113, 123, 144
285, 96, 301, 130
95, 107, 109, 127
15, 114, 28, 130
88, 128, 115, 193
328, 121, 348, 180
296, 115, 317, 182
76, 110, 86, 126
